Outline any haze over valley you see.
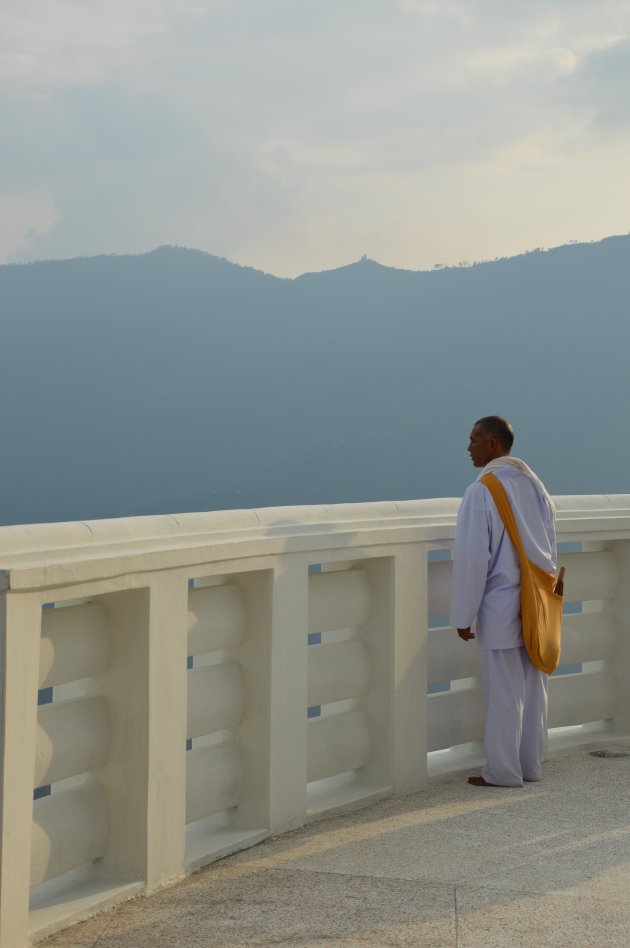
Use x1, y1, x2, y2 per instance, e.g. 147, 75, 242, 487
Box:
1, 234, 627, 526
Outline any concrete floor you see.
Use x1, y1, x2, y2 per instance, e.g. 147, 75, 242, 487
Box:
41, 742, 630, 947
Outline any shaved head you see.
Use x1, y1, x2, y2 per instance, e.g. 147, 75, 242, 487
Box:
474, 416, 515, 452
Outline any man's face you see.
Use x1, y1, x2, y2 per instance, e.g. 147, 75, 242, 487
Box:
467, 424, 494, 468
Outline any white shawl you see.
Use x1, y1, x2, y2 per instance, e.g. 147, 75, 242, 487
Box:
477, 456, 556, 516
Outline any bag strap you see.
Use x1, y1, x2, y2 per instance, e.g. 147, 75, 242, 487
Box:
480, 473, 527, 565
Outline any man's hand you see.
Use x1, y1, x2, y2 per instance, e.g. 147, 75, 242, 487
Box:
457, 627, 475, 642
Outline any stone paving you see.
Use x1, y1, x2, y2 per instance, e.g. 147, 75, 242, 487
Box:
41, 742, 630, 947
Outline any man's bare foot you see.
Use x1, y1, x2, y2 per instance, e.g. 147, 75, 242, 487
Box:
467, 775, 512, 787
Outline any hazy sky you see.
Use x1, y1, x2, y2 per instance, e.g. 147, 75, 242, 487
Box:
2, 0, 630, 276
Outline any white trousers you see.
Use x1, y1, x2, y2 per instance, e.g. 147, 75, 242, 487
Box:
479, 645, 548, 787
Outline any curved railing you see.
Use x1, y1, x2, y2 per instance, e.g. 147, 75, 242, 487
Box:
1, 493, 629, 945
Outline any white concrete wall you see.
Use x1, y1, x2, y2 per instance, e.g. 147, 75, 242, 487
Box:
0, 493, 629, 945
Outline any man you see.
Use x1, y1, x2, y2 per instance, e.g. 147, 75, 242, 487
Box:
450, 416, 557, 787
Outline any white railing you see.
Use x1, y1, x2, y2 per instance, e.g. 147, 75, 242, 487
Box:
1, 494, 630, 946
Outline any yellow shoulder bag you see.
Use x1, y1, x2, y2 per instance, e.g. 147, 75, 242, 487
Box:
480, 472, 563, 674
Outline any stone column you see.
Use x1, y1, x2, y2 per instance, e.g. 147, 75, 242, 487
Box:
0, 591, 42, 948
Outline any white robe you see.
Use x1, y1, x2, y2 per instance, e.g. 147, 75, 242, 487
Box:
449, 461, 557, 649
449, 458, 557, 785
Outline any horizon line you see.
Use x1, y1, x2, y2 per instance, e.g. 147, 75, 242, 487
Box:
2, 230, 628, 281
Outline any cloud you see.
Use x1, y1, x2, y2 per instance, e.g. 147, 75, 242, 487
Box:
0, 0, 166, 90
469, 45, 578, 80
0, 192, 57, 261
564, 39, 630, 129
1, 0, 630, 273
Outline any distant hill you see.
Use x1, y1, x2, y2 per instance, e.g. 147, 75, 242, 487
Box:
0, 236, 628, 525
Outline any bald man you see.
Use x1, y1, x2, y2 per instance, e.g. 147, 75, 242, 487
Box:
450, 416, 557, 787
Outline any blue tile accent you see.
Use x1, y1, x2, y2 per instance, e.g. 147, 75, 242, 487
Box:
187, 655, 194, 670
557, 542, 583, 553
34, 785, 51, 800
552, 663, 583, 676
186, 738, 193, 751
428, 614, 450, 629
428, 549, 452, 562
307, 706, 322, 718
563, 601, 582, 615
188, 578, 195, 589
308, 564, 322, 573
42, 602, 55, 610
428, 681, 451, 694
308, 632, 322, 646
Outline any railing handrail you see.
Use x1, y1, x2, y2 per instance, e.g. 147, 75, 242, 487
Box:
2, 493, 630, 557
1, 494, 630, 588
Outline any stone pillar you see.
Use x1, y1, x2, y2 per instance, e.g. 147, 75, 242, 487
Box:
145, 572, 189, 888
391, 545, 429, 791
268, 559, 309, 834
611, 540, 630, 736
0, 591, 42, 948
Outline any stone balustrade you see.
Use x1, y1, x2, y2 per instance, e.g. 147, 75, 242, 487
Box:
1, 493, 629, 946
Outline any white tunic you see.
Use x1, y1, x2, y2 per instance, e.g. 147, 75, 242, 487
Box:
449, 461, 557, 650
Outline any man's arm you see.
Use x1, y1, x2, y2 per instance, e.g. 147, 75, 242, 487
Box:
450, 487, 491, 642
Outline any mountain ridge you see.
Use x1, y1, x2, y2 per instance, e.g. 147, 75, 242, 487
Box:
4, 231, 629, 280
0, 233, 628, 526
